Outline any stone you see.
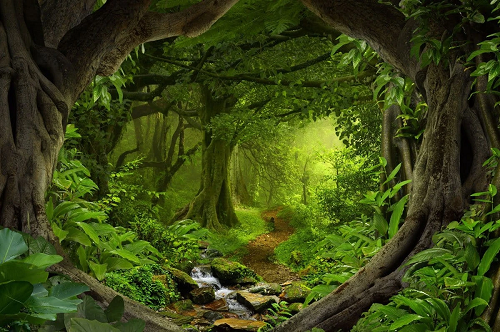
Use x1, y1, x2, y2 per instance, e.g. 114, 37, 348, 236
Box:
211, 258, 260, 285
166, 266, 199, 295
202, 298, 229, 311
236, 291, 279, 313
172, 260, 195, 274
247, 282, 282, 295
203, 310, 224, 321
205, 247, 224, 258
158, 310, 193, 325
170, 299, 194, 312
212, 318, 267, 331
190, 286, 216, 304
281, 281, 311, 303
288, 302, 303, 313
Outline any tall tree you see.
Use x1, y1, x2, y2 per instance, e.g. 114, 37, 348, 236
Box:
275, 1, 500, 331
0, 1, 238, 330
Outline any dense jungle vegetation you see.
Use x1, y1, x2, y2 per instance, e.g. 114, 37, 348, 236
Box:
2, 0, 500, 331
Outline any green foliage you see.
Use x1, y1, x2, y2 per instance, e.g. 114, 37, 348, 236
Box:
258, 302, 293, 331
41, 295, 145, 332
129, 212, 203, 265
104, 264, 180, 310
0, 228, 88, 331
353, 194, 500, 332
207, 208, 269, 259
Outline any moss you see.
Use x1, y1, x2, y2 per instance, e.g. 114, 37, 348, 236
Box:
210, 257, 261, 285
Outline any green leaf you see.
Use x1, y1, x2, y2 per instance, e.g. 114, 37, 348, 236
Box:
49, 282, 89, 300
373, 213, 388, 235
478, 237, 500, 276
390, 314, 423, 330
0, 281, 33, 314
105, 296, 124, 323
110, 249, 141, 264
405, 248, 452, 266
113, 319, 146, 332
69, 318, 121, 332
52, 223, 69, 242
104, 257, 134, 272
52, 202, 81, 219
25, 295, 81, 314
389, 195, 408, 239
448, 305, 460, 332
473, 276, 494, 315
464, 242, 480, 270
89, 261, 108, 281
26, 236, 57, 255
0, 261, 48, 284
398, 324, 429, 332
76, 222, 100, 244
0, 228, 28, 263
77, 296, 107, 323
22, 253, 63, 269
383, 163, 401, 185
65, 227, 91, 246
463, 297, 488, 316
77, 245, 88, 272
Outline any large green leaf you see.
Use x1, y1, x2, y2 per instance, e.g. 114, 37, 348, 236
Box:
49, 282, 89, 300
76, 222, 100, 244
22, 253, 63, 269
89, 261, 108, 281
52, 201, 81, 219
110, 249, 141, 264
104, 257, 134, 272
24, 295, 81, 314
0, 281, 33, 314
105, 296, 124, 323
389, 314, 423, 330
473, 276, 494, 315
52, 223, 69, 242
478, 237, 500, 276
65, 227, 91, 246
0, 261, 48, 284
0, 228, 28, 263
26, 236, 57, 255
389, 195, 408, 239
373, 213, 388, 236
77, 296, 107, 323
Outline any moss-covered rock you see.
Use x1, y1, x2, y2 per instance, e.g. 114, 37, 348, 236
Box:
170, 299, 194, 312
236, 291, 279, 313
247, 282, 282, 295
158, 310, 194, 325
210, 258, 260, 285
165, 266, 199, 296
281, 281, 311, 303
189, 286, 216, 304
288, 302, 304, 313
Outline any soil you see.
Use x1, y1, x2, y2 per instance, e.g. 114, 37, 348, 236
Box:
242, 208, 300, 284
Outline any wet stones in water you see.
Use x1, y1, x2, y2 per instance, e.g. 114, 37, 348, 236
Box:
212, 318, 267, 332
236, 291, 279, 313
203, 298, 229, 311
190, 286, 216, 304
280, 281, 311, 302
203, 310, 225, 322
158, 310, 194, 325
247, 282, 282, 295
210, 258, 260, 285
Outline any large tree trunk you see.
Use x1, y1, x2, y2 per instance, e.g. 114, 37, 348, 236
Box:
274, 1, 493, 330
175, 87, 239, 230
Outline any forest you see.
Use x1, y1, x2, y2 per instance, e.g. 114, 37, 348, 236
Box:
1, 0, 500, 331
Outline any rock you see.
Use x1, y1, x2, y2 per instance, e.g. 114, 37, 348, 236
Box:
281, 281, 311, 303
211, 258, 260, 285
165, 266, 199, 296
173, 260, 196, 274
190, 286, 215, 304
203, 310, 224, 322
205, 247, 224, 258
236, 291, 279, 313
158, 310, 193, 325
212, 318, 267, 331
170, 299, 194, 312
288, 302, 303, 313
199, 240, 210, 249
248, 282, 282, 295
203, 298, 229, 311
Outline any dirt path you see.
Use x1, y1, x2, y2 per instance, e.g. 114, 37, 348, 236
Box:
242, 208, 300, 283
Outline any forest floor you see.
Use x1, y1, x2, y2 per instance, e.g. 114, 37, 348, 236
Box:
241, 208, 300, 283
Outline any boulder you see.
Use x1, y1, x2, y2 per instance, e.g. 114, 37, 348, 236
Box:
280, 281, 311, 303
247, 282, 282, 295
236, 291, 279, 313
288, 302, 303, 313
203, 298, 229, 311
158, 310, 193, 325
189, 286, 215, 304
203, 310, 224, 322
170, 299, 194, 312
212, 318, 267, 331
211, 258, 260, 285
172, 260, 195, 274
205, 247, 224, 258
165, 266, 199, 295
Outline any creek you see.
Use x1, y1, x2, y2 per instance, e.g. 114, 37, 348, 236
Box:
190, 266, 254, 319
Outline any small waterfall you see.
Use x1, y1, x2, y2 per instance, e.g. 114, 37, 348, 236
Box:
190, 266, 253, 319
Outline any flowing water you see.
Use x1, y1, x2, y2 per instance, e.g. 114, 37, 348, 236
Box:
190, 266, 254, 319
